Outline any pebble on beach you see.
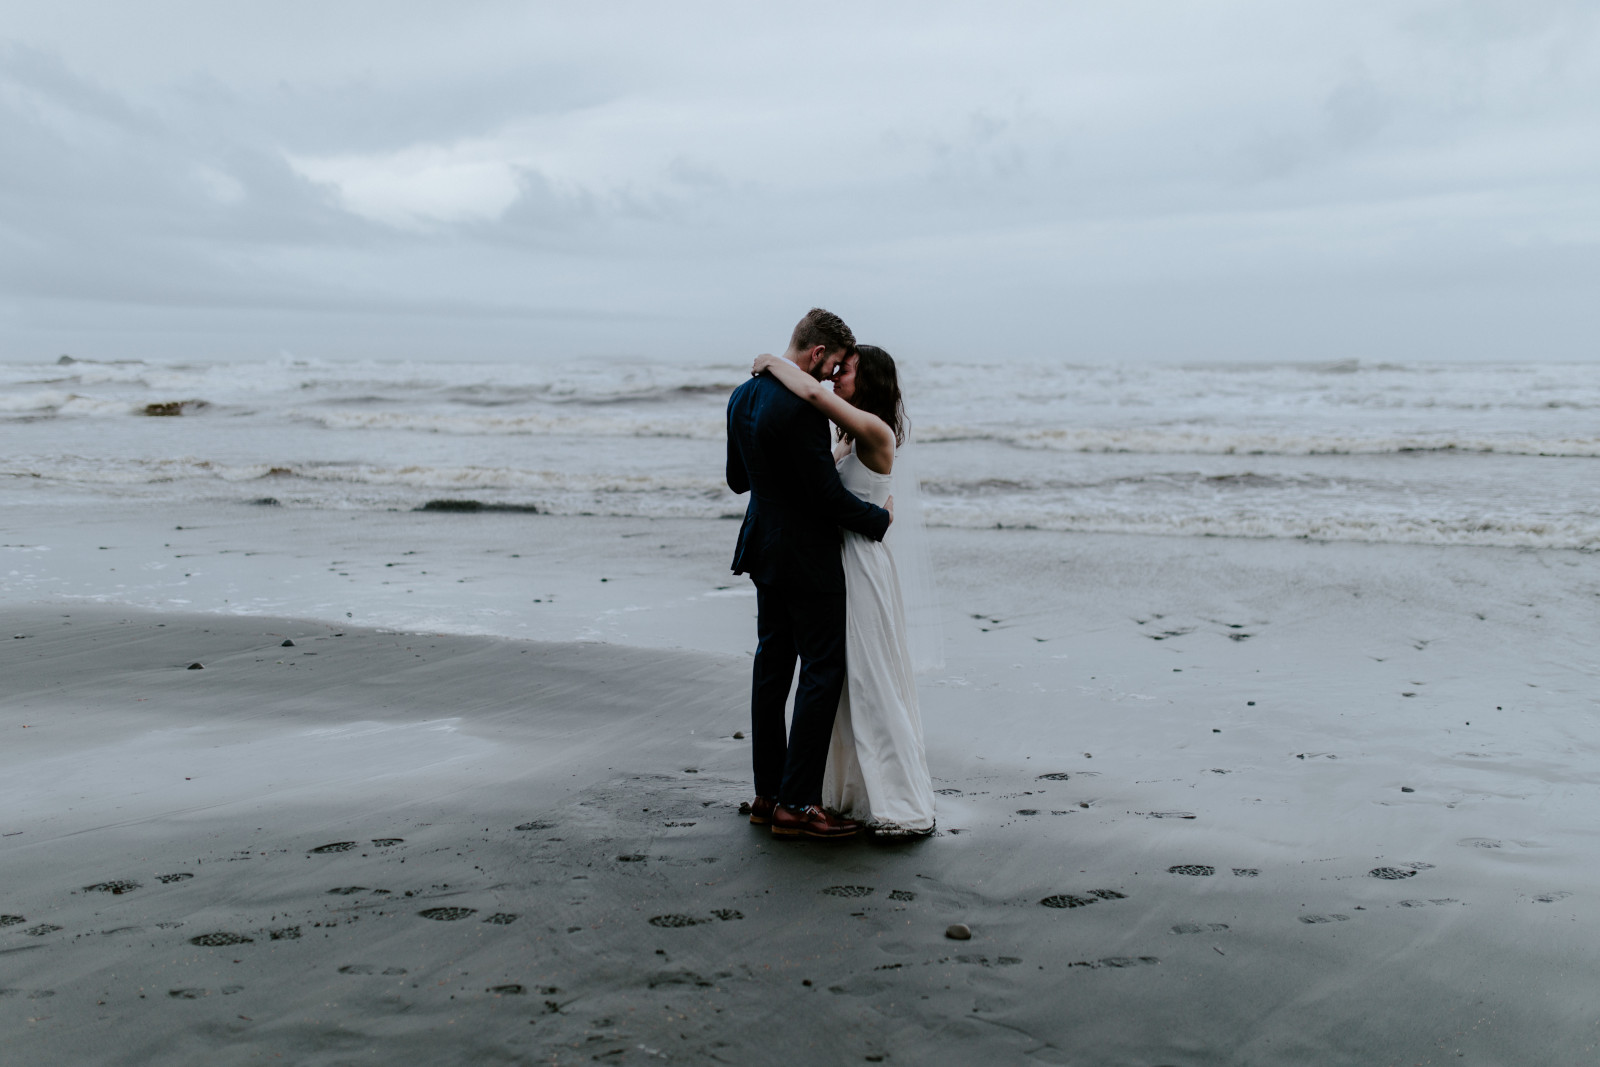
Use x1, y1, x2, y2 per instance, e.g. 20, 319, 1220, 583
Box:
945, 923, 972, 941
282, 639, 295, 647
187, 662, 204, 670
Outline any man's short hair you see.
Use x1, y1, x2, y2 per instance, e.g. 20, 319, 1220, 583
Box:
790, 307, 855, 356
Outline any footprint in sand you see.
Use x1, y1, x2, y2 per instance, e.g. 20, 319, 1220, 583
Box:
1143, 811, 1196, 820
82, 880, 141, 895
269, 926, 301, 940
0, 915, 24, 928
168, 988, 208, 999
647, 915, 704, 928
514, 821, 554, 832
327, 886, 369, 895
1171, 922, 1229, 934
189, 932, 254, 946
24, 924, 62, 936
487, 984, 525, 995
1368, 867, 1417, 880
482, 913, 519, 925
1040, 890, 1125, 909
309, 842, 358, 854
370, 838, 404, 847
710, 909, 743, 921
1458, 837, 1503, 849
1298, 914, 1351, 924
1069, 956, 1159, 969
1398, 899, 1460, 908
934, 788, 963, 796
1232, 868, 1260, 877
156, 873, 193, 885
418, 907, 477, 921
821, 886, 875, 898
1168, 865, 1215, 877
1532, 892, 1571, 904
1035, 773, 1071, 782
888, 890, 916, 902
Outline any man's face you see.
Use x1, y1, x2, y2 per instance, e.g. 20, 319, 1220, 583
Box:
832, 352, 859, 402
806, 345, 849, 381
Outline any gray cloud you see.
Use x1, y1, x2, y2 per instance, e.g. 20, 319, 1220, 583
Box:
1, 0, 1596, 363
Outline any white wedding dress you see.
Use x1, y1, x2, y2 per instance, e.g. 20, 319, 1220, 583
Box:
821, 445, 937, 834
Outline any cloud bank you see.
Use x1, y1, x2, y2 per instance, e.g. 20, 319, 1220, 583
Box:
2, 0, 1596, 363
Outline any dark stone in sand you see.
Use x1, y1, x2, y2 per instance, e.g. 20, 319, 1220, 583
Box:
416, 499, 541, 514
945, 923, 972, 940
187, 662, 204, 670
1401, 786, 1415, 792
143, 401, 208, 417
281, 639, 295, 647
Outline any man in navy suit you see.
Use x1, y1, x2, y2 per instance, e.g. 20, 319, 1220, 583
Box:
726, 308, 893, 839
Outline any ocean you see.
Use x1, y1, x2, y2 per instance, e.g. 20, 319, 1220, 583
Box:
3, 355, 1597, 550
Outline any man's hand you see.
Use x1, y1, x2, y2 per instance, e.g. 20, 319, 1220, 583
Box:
885, 495, 894, 525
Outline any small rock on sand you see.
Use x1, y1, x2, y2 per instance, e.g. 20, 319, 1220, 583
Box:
945, 923, 971, 941
187, 662, 204, 670
281, 639, 295, 647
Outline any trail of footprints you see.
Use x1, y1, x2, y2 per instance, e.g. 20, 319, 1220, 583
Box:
4, 770, 1575, 1023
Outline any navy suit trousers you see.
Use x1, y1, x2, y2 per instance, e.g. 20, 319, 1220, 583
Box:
751, 581, 847, 807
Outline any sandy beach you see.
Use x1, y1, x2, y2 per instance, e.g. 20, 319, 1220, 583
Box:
5, 506, 1599, 1065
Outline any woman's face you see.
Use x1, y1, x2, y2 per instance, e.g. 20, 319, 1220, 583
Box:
832, 352, 859, 402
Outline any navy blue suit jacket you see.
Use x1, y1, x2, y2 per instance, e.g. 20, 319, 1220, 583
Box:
726, 372, 891, 594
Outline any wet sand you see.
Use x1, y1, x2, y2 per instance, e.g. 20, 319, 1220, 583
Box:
4, 516, 1600, 1065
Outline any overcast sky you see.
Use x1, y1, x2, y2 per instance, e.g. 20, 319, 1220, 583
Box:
2, 1, 1596, 364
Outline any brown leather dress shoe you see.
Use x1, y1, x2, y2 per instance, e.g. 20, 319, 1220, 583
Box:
745, 796, 777, 825
770, 804, 861, 839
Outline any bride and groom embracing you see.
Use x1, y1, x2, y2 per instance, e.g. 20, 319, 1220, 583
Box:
726, 308, 937, 841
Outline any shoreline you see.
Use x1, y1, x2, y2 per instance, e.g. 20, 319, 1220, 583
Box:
5, 512, 1600, 1063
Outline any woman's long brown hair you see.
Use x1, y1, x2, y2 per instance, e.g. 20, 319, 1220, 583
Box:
839, 344, 906, 448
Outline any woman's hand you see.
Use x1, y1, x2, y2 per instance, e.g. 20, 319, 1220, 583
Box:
751, 353, 779, 377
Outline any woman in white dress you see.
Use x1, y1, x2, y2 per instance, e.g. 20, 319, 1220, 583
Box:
751, 346, 937, 837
